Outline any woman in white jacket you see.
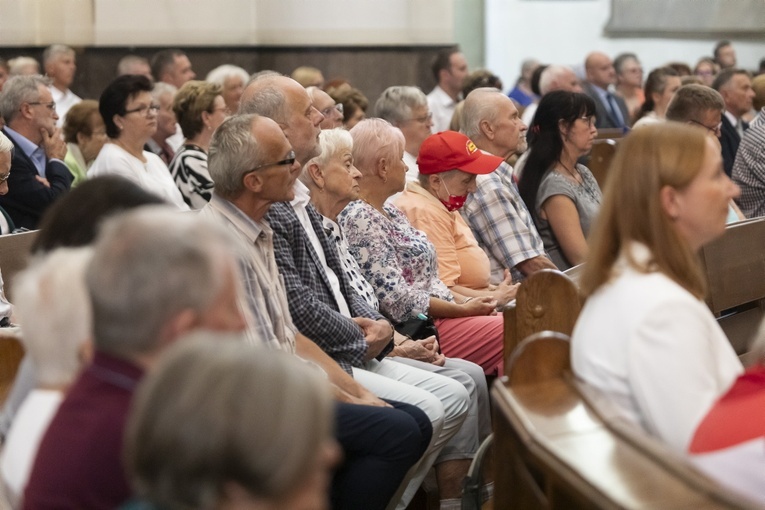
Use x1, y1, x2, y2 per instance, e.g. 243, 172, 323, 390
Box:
572, 122, 742, 452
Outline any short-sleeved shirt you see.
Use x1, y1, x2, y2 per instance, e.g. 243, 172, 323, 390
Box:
462, 160, 547, 282
395, 181, 491, 289
535, 165, 602, 270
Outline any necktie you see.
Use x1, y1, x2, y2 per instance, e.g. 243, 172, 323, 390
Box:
606, 92, 626, 129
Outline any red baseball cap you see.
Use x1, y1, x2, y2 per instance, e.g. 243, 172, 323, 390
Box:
417, 131, 503, 175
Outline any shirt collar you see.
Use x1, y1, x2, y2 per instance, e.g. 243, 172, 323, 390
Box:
4, 126, 40, 159
405, 180, 450, 212
207, 193, 266, 244
290, 179, 311, 209
432, 85, 458, 107
724, 110, 739, 127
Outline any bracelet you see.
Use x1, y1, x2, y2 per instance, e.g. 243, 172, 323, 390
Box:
462, 297, 474, 304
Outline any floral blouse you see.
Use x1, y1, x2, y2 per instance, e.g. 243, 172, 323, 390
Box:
338, 200, 453, 323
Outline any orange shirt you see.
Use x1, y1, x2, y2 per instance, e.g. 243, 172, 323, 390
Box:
394, 182, 490, 289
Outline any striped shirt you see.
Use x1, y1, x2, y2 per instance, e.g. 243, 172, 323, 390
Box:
169, 144, 214, 210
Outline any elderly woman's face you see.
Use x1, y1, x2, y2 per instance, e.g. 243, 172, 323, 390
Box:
0, 151, 10, 195
80, 112, 108, 163
117, 90, 157, 142
222, 75, 245, 113
321, 146, 361, 202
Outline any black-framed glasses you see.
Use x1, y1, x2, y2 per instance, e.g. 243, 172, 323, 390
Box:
27, 101, 56, 111
123, 103, 161, 117
246, 151, 297, 173
689, 119, 722, 136
0, 170, 10, 183
320, 103, 343, 117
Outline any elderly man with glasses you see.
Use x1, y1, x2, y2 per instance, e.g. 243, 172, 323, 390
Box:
0, 75, 72, 229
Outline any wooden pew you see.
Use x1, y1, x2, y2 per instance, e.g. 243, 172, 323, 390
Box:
0, 230, 39, 301
503, 269, 581, 366
588, 139, 618, 191
492, 331, 761, 510
699, 217, 765, 357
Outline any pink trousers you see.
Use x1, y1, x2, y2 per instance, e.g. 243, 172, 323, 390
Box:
435, 314, 504, 376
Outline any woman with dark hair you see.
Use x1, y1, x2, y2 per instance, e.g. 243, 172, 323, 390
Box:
632, 67, 682, 128
32, 175, 166, 253
326, 84, 368, 129
168, 80, 228, 209
88, 75, 189, 210
62, 100, 107, 187
518, 90, 602, 270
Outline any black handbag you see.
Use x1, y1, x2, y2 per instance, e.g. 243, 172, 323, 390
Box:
394, 316, 439, 341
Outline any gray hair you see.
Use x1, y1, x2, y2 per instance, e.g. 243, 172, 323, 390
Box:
14, 247, 93, 387
206, 64, 249, 87
117, 55, 150, 76
0, 74, 50, 124
461, 87, 504, 140
374, 86, 427, 126
42, 44, 74, 66
238, 75, 288, 121
7, 56, 39, 77
301, 128, 353, 188
349, 118, 404, 177
86, 207, 232, 357
125, 334, 333, 507
0, 131, 12, 154
151, 81, 177, 102
208, 114, 264, 199
539, 65, 573, 95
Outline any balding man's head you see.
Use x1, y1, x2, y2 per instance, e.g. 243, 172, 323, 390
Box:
462, 88, 527, 158
240, 75, 324, 163
540, 65, 582, 95
585, 52, 616, 89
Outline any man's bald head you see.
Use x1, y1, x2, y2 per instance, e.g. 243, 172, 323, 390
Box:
240, 75, 323, 163
585, 52, 616, 89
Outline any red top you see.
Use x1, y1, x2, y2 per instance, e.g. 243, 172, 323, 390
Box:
23, 351, 144, 509
688, 364, 765, 453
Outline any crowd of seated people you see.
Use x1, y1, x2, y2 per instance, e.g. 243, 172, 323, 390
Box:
0, 38, 763, 510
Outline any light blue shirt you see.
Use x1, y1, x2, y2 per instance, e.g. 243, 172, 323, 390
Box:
3, 127, 46, 177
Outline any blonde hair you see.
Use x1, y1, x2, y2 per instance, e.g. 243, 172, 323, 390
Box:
582, 122, 709, 299
173, 80, 222, 139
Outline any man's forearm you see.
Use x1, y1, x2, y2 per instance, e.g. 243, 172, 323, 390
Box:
295, 333, 365, 398
515, 254, 558, 276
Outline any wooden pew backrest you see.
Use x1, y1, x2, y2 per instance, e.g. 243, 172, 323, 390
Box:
503, 269, 582, 367
0, 230, 39, 301
699, 217, 765, 355
492, 332, 762, 509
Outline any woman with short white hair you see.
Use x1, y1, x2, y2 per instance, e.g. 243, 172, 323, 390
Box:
205, 64, 249, 114
0, 248, 93, 508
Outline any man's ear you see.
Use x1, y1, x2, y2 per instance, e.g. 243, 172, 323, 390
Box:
243, 171, 264, 194
479, 118, 494, 141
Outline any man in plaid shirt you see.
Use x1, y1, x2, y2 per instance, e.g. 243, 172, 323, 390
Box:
460, 88, 557, 282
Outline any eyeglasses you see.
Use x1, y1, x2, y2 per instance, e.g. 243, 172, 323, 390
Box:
246, 151, 296, 173
0, 171, 10, 183
211, 106, 232, 116
123, 103, 161, 117
320, 103, 343, 117
689, 119, 722, 135
27, 101, 56, 111
580, 115, 596, 127
412, 112, 434, 124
